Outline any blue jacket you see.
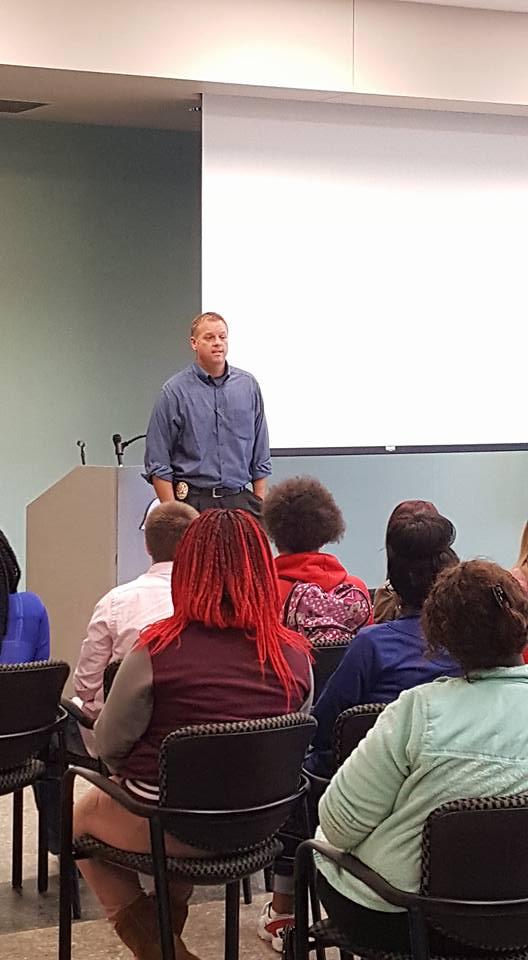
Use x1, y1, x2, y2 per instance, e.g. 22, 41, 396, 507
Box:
0, 592, 50, 665
307, 615, 460, 777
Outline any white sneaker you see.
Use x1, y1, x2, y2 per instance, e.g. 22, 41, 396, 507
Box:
257, 901, 295, 953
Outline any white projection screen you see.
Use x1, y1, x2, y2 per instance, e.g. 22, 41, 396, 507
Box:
201, 95, 528, 452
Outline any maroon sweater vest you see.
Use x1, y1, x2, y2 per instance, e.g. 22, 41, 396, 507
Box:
120, 623, 311, 782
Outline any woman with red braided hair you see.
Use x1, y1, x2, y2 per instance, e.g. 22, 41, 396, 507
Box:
73, 509, 312, 960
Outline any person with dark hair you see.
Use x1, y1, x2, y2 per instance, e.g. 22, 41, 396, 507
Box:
73, 509, 312, 960
315, 560, 528, 954
373, 499, 439, 622
0, 529, 49, 664
73, 501, 198, 755
144, 312, 271, 516
305, 509, 460, 780
262, 476, 370, 605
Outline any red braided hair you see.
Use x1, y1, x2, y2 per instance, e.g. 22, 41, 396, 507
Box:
139, 509, 311, 696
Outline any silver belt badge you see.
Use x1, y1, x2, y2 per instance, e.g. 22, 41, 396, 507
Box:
175, 481, 189, 501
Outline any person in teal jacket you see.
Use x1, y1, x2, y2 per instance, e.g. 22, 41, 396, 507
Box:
316, 558, 528, 952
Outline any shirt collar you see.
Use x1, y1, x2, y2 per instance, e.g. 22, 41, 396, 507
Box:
192, 361, 230, 384
147, 562, 173, 576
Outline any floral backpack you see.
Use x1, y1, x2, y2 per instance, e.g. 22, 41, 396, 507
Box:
282, 580, 371, 645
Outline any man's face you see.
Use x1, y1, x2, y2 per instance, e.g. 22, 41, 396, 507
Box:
191, 318, 228, 369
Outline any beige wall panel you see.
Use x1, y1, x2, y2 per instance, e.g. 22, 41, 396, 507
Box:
1, 0, 353, 91
26, 467, 117, 692
354, 0, 528, 104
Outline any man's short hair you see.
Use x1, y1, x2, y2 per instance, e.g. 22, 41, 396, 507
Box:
144, 501, 198, 563
190, 312, 228, 338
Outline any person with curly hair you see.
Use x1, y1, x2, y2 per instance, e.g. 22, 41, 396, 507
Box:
262, 476, 370, 604
315, 559, 528, 953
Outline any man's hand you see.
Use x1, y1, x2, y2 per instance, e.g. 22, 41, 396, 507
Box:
252, 478, 267, 500
152, 477, 175, 503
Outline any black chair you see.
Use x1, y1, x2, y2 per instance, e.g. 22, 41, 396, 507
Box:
312, 640, 351, 702
0, 660, 70, 894
303, 703, 385, 834
59, 713, 317, 960
332, 702, 386, 769
61, 659, 123, 772
291, 793, 528, 960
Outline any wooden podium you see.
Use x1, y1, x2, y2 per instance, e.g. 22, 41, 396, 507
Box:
26, 466, 154, 692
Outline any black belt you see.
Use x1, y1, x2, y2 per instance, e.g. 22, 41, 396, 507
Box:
175, 481, 246, 500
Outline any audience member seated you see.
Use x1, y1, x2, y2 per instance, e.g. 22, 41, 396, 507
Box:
0, 528, 49, 664
258, 508, 460, 949
306, 509, 460, 780
315, 559, 528, 953
72, 501, 197, 755
373, 499, 439, 623
73, 508, 312, 960
262, 476, 371, 611
512, 521, 528, 593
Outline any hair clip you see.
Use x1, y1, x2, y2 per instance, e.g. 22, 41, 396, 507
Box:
491, 584, 506, 609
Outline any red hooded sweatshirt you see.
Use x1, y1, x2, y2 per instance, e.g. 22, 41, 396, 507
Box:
274, 551, 373, 622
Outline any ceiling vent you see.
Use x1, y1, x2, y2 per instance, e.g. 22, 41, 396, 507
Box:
0, 99, 47, 114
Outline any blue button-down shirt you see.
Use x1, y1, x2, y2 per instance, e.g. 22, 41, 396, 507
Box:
144, 363, 272, 489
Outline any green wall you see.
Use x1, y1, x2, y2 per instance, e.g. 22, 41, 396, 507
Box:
0, 119, 200, 573
1, 117, 525, 590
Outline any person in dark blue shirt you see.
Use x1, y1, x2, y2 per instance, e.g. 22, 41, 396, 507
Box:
0, 530, 49, 665
307, 508, 461, 778
144, 311, 271, 516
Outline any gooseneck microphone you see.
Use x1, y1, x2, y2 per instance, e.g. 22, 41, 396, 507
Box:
112, 433, 124, 466
76, 440, 87, 465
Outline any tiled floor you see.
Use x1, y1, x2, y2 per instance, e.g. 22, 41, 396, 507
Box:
0, 787, 276, 959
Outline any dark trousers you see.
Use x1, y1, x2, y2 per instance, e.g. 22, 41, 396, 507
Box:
317, 874, 482, 957
183, 487, 263, 517
317, 873, 411, 952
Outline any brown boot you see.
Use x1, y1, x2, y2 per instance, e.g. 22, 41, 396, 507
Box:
113, 892, 162, 959
169, 883, 201, 960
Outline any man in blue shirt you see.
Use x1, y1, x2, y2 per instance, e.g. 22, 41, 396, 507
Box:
144, 312, 271, 515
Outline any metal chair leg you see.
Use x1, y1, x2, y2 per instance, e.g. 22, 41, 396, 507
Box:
59, 769, 76, 960
264, 864, 274, 892
71, 865, 82, 920
150, 818, 176, 960
225, 880, 241, 960
408, 908, 430, 960
12, 789, 23, 889
242, 876, 252, 904
37, 789, 49, 893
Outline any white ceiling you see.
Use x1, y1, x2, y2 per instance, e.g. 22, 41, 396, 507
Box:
0, 65, 202, 129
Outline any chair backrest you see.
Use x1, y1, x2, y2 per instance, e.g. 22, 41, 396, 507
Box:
332, 703, 386, 769
312, 643, 350, 701
159, 713, 317, 850
103, 659, 122, 701
422, 795, 528, 949
0, 660, 70, 769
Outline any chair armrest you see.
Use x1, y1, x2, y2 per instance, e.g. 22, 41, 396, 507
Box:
63, 766, 159, 819
300, 839, 418, 910
299, 840, 528, 916
61, 698, 95, 729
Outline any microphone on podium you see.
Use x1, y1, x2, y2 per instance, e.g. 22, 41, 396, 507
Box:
112, 433, 124, 466
76, 440, 87, 465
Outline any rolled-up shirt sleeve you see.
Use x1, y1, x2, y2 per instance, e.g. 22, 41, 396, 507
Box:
250, 382, 272, 480
144, 387, 179, 483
